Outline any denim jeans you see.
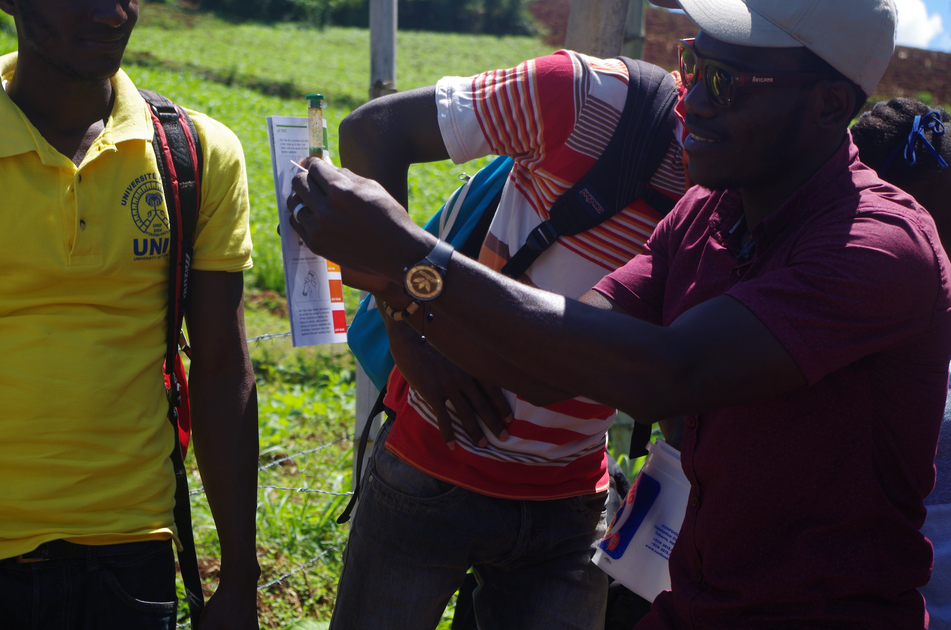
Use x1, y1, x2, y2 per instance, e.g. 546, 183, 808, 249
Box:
923, 503, 951, 630
0, 539, 177, 630
330, 419, 609, 630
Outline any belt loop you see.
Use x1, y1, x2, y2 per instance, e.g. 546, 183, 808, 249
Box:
13, 555, 47, 564
86, 544, 99, 571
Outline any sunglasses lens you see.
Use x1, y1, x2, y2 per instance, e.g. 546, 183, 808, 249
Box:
680, 47, 698, 89
706, 64, 733, 107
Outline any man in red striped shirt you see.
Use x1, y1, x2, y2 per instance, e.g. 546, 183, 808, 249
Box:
326, 51, 686, 629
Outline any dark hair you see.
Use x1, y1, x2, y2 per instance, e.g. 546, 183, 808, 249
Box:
794, 48, 868, 118
851, 98, 951, 182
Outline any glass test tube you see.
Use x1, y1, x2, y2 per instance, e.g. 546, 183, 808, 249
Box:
307, 93, 325, 159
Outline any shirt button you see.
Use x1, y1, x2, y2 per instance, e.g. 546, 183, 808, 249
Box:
686, 417, 697, 428
79, 220, 86, 230
691, 495, 699, 508
77, 174, 82, 183
695, 571, 703, 584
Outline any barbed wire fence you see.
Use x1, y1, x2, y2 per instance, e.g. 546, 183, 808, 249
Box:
175, 329, 359, 629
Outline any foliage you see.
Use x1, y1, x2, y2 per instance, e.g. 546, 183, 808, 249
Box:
916, 91, 936, 107
607, 414, 663, 481
0, 12, 13, 36
401, 0, 536, 36
196, 0, 538, 35
173, 299, 358, 627
199, 0, 349, 26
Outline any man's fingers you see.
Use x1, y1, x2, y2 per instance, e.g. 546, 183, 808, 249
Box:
289, 162, 329, 215
447, 395, 488, 448
459, 381, 510, 441
284, 190, 309, 232
301, 156, 348, 194
432, 406, 457, 451
289, 160, 353, 231
479, 379, 514, 427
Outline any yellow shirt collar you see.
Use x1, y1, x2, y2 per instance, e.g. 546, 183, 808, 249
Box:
0, 52, 154, 161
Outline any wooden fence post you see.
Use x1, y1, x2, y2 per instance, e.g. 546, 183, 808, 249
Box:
621, 0, 647, 60
564, 0, 631, 58
353, 357, 381, 492
369, 0, 398, 100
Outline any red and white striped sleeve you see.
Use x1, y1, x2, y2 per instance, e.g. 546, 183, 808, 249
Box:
435, 51, 579, 166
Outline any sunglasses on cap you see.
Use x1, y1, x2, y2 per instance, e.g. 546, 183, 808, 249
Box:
679, 38, 834, 109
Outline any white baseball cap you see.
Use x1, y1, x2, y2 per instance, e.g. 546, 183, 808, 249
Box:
652, 0, 896, 97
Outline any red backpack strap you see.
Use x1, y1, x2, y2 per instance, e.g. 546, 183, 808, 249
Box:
139, 89, 201, 414
139, 88, 205, 629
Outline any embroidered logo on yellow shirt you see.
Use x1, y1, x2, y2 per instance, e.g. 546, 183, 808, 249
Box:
121, 172, 171, 260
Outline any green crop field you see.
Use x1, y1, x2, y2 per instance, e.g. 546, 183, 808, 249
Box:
0, 5, 651, 628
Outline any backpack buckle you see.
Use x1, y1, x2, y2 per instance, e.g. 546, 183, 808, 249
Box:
178, 330, 192, 359
151, 103, 179, 123
166, 372, 182, 408
525, 221, 558, 255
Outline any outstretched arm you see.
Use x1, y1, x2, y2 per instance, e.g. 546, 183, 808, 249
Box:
290, 161, 807, 422
370, 278, 578, 407
185, 270, 260, 630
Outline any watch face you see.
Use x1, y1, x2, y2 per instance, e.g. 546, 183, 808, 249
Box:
405, 264, 443, 300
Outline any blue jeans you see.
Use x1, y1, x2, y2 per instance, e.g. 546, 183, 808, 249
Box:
330, 419, 609, 630
923, 503, 951, 629
0, 539, 177, 630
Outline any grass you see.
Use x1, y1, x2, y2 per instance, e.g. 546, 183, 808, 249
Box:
0, 5, 643, 628
180, 296, 358, 627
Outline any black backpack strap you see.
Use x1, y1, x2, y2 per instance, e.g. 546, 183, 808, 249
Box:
338, 386, 392, 524
139, 88, 205, 629
140, 89, 202, 385
629, 421, 654, 459
501, 59, 678, 279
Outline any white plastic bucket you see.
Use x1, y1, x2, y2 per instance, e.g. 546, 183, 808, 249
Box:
592, 439, 690, 601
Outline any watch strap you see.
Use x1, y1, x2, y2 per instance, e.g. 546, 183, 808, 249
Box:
425, 239, 454, 273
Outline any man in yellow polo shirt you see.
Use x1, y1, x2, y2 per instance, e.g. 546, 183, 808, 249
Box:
0, 1, 260, 628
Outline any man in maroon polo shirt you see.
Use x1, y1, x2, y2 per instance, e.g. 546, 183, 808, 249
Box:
287, 0, 949, 627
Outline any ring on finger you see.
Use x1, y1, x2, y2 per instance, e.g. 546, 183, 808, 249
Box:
292, 202, 307, 222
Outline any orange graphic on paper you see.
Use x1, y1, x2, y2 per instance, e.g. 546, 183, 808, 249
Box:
328, 279, 344, 303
